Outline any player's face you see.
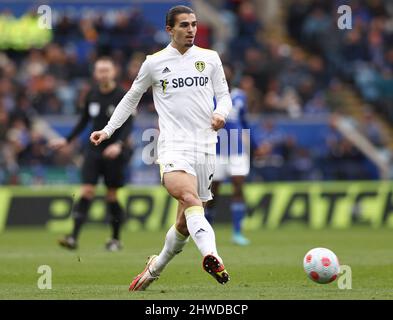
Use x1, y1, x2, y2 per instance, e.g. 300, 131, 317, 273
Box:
167, 13, 197, 49
94, 61, 116, 85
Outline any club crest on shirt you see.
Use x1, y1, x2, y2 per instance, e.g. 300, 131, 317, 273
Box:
106, 104, 116, 117
88, 102, 100, 117
195, 61, 205, 72
160, 79, 169, 94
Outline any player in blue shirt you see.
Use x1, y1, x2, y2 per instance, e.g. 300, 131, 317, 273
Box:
206, 63, 259, 246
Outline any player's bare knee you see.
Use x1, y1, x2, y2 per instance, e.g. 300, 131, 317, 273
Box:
106, 189, 118, 202
178, 191, 200, 207
232, 177, 244, 199
81, 186, 95, 200
233, 189, 244, 201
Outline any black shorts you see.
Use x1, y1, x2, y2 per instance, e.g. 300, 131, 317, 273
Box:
81, 148, 132, 188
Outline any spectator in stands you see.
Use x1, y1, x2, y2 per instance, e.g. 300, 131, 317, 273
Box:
304, 92, 330, 115
239, 74, 264, 115
358, 108, 385, 148
288, 0, 392, 129
252, 120, 297, 181
0, 1, 389, 185
230, 1, 263, 61
301, 6, 331, 53
323, 115, 369, 180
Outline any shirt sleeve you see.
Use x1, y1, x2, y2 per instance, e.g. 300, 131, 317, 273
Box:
66, 93, 90, 142
211, 52, 232, 119
103, 58, 152, 138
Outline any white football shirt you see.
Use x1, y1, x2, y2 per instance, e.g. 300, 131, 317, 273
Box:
103, 44, 232, 155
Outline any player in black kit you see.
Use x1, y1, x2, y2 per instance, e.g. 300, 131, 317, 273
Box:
50, 57, 133, 251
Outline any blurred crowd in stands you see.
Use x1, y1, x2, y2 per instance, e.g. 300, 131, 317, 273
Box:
287, 0, 393, 121
0, 0, 391, 185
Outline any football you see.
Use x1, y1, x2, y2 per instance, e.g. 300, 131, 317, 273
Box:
303, 248, 340, 284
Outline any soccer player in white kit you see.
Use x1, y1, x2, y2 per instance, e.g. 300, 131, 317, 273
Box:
90, 5, 232, 291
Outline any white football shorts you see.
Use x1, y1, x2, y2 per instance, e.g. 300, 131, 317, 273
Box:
157, 150, 215, 202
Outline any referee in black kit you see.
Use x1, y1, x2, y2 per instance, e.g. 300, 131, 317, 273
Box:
50, 57, 133, 251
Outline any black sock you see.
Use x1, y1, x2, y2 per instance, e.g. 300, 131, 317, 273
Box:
71, 197, 92, 240
108, 201, 124, 241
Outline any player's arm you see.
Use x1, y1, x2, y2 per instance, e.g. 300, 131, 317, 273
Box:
211, 53, 232, 131
90, 59, 152, 146
49, 97, 90, 150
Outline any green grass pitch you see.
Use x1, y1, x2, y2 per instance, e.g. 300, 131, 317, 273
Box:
1, 225, 392, 300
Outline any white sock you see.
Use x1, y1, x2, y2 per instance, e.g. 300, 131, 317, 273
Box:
185, 206, 219, 258
152, 225, 189, 275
